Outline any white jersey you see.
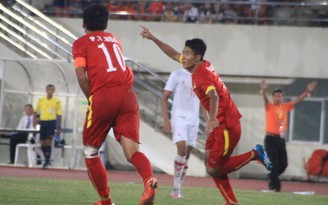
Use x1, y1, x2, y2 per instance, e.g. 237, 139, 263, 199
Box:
164, 68, 200, 126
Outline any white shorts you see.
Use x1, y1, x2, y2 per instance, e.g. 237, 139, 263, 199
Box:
171, 121, 198, 148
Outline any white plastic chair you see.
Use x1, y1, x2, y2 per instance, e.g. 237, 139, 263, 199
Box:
14, 132, 42, 168
61, 144, 84, 168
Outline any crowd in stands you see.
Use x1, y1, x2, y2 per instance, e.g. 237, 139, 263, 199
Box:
23, 0, 328, 26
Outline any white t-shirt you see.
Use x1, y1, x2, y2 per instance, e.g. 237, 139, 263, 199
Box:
164, 68, 200, 126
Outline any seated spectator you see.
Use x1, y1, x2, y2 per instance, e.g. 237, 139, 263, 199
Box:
135, 0, 147, 20
183, 3, 199, 23
221, 3, 239, 24
8, 104, 35, 164
147, 1, 164, 21
199, 3, 217, 23
248, 0, 268, 24
163, 2, 179, 22
54, 0, 70, 17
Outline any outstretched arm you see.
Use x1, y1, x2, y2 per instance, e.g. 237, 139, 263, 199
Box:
293, 81, 317, 105
259, 80, 269, 104
140, 25, 181, 63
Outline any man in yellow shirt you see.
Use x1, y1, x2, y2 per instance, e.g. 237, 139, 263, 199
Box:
260, 80, 316, 192
34, 84, 63, 169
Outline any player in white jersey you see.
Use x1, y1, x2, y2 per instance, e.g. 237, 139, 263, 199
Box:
162, 68, 200, 198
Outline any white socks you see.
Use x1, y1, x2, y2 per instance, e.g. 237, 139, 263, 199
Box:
173, 155, 186, 189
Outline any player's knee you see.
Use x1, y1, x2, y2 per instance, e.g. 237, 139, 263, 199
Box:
177, 149, 186, 157
206, 165, 222, 177
83, 146, 99, 159
206, 166, 216, 177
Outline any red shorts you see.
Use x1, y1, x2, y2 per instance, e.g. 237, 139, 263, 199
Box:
83, 86, 139, 147
205, 121, 241, 168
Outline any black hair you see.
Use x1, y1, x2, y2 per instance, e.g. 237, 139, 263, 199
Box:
46, 84, 55, 89
184, 38, 207, 60
272, 88, 283, 96
83, 4, 109, 31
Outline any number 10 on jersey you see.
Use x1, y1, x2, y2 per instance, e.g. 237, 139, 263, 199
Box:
98, 42, 126, 72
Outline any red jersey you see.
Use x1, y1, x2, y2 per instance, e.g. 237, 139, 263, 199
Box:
192, 60, 242, 129
72, 31, 134, 94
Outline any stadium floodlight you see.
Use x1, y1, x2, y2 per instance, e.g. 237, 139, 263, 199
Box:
15, 0, 78, 40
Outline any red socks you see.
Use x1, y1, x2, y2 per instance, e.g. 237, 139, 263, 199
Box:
212, 176, 238, 205
130, 151, 153, 183
85, 157, 111, 202
220, 150, 256, 175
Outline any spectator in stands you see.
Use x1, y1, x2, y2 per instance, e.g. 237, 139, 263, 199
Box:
8, 104, 35, 164
221, 3, 238, 24
248, 0, 268, 24
164, 2, 179, 22
183, 3, 199, 23
54, 0, 71, 17
147, 1, 164, 21
135, 0, 147, 20
34, 84, 63, 169
199, 3, 217, 23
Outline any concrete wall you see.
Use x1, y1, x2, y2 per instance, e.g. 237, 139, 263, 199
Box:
59, 18, 328, 79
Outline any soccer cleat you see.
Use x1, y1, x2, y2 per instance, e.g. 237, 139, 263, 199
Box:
140, 177, 158, 205
253, 144, 272, 171
93, 200, 115, 205
170, 188, 184, 198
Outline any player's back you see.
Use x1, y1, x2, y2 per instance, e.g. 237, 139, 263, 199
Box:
73, 31, 133, 94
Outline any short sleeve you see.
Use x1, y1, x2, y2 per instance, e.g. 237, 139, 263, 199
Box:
34, 99, 41, 113
284, 101, 294, 112
164, 71, 177, 92
197, 69, 214, 94
56, 99, 63, 116
72, 39, 86, 68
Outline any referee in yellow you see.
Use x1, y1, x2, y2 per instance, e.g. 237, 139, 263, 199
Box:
34, 84, 63, 169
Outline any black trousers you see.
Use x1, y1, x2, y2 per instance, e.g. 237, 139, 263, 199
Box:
9, 133, 28, 164
264, 135, 288, 192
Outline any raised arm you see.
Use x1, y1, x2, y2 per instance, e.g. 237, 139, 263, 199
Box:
293, 81, 317, 105
140, 25, 181, 63
259, 80, 269, 104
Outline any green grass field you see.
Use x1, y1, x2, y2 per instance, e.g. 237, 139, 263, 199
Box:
0, 176, 327, 205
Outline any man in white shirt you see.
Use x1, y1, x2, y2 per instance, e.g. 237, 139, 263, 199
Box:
9, 104, 35, 164
162, 68, 200, 198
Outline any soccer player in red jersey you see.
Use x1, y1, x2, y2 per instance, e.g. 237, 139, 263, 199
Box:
72, 5, 157, 205
141, 26, 272, 205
